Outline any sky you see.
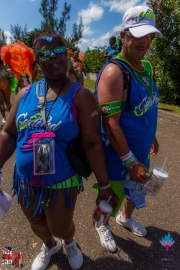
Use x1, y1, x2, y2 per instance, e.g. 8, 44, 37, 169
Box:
0, 0, 147, 52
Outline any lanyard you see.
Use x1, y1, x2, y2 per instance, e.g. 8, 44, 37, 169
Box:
43, 78, 67, 131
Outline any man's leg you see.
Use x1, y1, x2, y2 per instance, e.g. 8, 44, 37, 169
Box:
121, 198, 135, 219
116, 192, 147, 237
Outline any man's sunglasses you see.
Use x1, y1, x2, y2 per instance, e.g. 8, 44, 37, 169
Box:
36, 46, 66, 60
125, 31, 155, 41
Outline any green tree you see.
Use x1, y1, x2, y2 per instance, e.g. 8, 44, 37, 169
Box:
23, 29, 41, 48
10, 24, 28, 43
83, 46, 107, 73
39, 0, 58, 31
39, 0, 83, 49
0, 28, 7, 46
146, 0, 180, 104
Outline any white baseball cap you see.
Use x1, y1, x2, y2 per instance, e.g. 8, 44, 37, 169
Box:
121, 6, 162, 38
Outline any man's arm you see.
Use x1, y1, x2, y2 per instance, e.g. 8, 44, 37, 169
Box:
98, 64, 148, 184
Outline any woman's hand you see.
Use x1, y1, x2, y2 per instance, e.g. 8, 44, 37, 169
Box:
96, 187, 120, 211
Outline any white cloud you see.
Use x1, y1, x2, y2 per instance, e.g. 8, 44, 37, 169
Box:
83, 26, 94, 35
101, 0, 142, 13
78, 2, 104, 25
113, 24, 122, 32
4, 31, 12, 44
78, 32, 110, 52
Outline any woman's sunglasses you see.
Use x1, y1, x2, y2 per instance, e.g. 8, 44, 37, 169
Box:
37, 46, 66, 60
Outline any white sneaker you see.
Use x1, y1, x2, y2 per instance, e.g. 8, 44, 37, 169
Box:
64, 239, 83, 269
31, 238, 61, 270
2, 117, 6, 124
116, 212, 147, 237
95, 224, 117, 252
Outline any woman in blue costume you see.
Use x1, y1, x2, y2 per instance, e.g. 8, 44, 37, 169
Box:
0, 31, 118, 270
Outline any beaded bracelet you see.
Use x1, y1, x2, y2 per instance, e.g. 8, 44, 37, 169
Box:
120, 150, 138, 169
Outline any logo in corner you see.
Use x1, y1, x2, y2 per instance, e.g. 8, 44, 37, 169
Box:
160, 233, 175, 253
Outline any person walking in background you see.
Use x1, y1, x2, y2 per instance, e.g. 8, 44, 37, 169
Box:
0, 31, 118, 270
0, 58, 11, 125
71, 51, 86, 86
1, 41, 34, 95
15, 75, 25, 95
104, 36, 118, 60
94, 6, 161, 252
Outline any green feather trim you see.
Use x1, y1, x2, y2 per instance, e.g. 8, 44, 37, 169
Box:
7, 77, 18, 93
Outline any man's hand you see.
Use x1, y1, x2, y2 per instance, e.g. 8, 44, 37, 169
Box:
150, 137, 159, 156
128, 162, 148, 184
96, 187, 120, 211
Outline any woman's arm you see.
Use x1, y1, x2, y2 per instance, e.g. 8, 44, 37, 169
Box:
0, 87, 27, 168
74, 88, 119, 209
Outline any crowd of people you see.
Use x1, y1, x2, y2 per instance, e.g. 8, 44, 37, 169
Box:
0, 5, 162, 270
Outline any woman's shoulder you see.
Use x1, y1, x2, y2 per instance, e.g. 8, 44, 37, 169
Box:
18, 83, 36, 100
74, 85, 95, 102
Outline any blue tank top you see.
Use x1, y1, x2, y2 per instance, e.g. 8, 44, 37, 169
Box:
107, 45, 117, 60
95, 60, 158, 181
15, 79, 81, 185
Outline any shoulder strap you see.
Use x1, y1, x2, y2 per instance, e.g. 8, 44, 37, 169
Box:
109, 59, 131, 111
36, 82, 50, 131
36, 82, 45, 109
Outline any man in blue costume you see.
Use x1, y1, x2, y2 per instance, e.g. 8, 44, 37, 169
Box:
104, 36, 118, 60
94, 6, 162, 252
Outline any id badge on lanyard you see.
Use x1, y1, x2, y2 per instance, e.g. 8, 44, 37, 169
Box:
32, 132, 56, 175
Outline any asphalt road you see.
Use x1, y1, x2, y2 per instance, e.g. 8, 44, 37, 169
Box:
0, 88, 179, 270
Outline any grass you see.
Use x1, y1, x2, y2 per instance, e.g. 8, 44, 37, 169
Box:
84, 78, 180, 115
84, 78, 95, 91
158, 103, 180, 115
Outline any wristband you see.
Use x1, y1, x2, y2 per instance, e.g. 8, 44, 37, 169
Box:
99, 184, 110, 190
127, 161, 139, 170
120, 150, 137, 169
120, 150, 133, 162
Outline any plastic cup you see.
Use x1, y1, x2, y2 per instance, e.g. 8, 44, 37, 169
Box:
92, 200, 112, 228
143, 166, 168, 196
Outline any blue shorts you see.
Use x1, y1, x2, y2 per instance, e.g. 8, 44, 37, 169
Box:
123, 180, 146, 209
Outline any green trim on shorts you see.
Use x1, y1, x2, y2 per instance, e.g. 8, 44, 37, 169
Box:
47, 174, 80, 189
93, 180, 125, 217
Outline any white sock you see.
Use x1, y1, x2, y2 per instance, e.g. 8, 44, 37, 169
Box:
120, 212, 130, 221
